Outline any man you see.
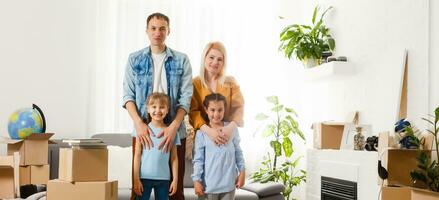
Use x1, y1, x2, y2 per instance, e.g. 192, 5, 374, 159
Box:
122, 12, 192, 200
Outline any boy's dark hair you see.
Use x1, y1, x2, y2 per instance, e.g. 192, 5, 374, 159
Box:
147, 12, 170, 27
203, 93, 227, 109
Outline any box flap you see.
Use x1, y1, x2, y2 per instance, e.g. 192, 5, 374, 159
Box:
26, 133, 54, 140
321, 121, 349, 126
422, 133, 434, 150
0, 133, 54, 144
0, 155, 14, 167
0, 137, 24, 144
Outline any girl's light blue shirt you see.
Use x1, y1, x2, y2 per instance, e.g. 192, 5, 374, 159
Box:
192, 123, 245, 193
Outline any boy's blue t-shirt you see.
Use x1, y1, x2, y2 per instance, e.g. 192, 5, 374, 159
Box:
140, 123, 181, 180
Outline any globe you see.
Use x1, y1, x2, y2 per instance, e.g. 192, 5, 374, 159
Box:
7, 104, 46, 139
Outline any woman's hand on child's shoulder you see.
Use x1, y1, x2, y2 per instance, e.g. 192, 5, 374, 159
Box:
194, 181, 205, 196
202, 125, 229, 146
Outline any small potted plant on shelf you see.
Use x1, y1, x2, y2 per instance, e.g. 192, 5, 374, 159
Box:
251, 96, 306, 200
279, 6, 335, 68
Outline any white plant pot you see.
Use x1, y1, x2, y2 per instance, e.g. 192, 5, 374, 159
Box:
302, 58, 319, 68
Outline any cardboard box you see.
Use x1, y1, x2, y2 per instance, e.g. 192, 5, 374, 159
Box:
0, 152, 20, 199
385, 149, 431, 187
19, 165, 49, 186
3, 133, 54, 165
382, 186, 439, 200
313, 112, 359, 149
378, 131, 434, 152
59, 148, 108, 182
313, 122, 349, 149
47, 179, 117, 200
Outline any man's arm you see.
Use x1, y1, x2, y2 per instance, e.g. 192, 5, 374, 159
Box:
125, 102, 153, 149
158, 108, 186, 152
122, 55, 152, 148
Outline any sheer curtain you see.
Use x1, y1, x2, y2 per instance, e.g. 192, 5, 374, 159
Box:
88, 0, 287, 132
88, 0, 307, 197
88, 0, 305, 178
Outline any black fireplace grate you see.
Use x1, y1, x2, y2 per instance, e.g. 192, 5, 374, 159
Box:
321, 176, 357, 200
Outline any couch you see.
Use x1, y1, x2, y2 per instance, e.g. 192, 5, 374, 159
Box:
48, 133, 285, 200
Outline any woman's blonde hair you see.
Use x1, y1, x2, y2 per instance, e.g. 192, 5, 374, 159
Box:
199, 41, 227, 88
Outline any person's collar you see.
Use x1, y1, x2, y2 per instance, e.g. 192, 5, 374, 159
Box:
144, 46, 174, 60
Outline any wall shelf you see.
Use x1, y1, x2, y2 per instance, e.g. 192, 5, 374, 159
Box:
304, 61, 355, 81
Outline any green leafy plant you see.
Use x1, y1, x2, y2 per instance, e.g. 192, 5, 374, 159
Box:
279, 6, 335, 67
397, 126, 423, 149
410, 107, 439, 191
251, 96, 306, 200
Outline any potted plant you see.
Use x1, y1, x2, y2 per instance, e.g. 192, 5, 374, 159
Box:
397, 126, 424, 149
251, 96, 306, 200
410, 107, 439, 191
279, 6, 335, 68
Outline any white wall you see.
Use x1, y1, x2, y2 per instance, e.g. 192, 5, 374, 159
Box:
431, 0, 439, 111
0, 0, 97, 142
303, 0, 429, 132
280, 0, 432, 199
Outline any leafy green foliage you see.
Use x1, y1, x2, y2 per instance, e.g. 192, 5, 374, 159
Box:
411, 106, 439, 192
251, 96, 306, 200
410, 152, 439, 191
279, 6, 335, 65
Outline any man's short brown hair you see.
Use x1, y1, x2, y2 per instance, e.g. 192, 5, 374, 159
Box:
147, 12, 170, 27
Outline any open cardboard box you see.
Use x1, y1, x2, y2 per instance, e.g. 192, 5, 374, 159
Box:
377, 132, 434, 187
19, 164, 49, 186
59, 148, 108, 182
385, 149, 431, 187
47, 179, 117, 200
0, 152, 20, 199
382, 186, 439, 200
312, 112, 359, 149
2, 133, 54, 165
313, 122, 347, 149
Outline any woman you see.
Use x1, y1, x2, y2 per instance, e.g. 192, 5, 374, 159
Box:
189, 41, 244, 145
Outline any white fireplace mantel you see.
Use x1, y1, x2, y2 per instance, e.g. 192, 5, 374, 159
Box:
306, 149, 380, 200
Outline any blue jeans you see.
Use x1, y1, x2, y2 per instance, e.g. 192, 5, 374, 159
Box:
136, 179, 169, 200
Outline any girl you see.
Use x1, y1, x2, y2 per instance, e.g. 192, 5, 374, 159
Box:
192, 93, 245, 200
133, 92, 179, 200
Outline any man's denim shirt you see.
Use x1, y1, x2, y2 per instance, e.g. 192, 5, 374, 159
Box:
122, 46, 193, 139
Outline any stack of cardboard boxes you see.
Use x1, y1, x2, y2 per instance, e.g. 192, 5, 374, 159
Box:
0, 152, 20, 199
1, 133, 53, 198
47, 142, 118, 200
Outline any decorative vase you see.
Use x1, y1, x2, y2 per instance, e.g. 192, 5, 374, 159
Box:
353, 127, 365, 150
302, 58, 319, 68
